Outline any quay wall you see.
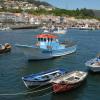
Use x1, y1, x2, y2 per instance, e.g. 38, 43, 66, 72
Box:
9, 24, 41, 29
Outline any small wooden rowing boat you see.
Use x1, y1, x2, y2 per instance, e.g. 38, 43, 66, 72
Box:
51, 71, 87, 93
22, 68, 67, 88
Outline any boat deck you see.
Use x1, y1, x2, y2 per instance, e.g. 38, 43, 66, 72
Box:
91, 62, 100, 67
22, 69, 66, 81
52, 71, 87, 84
60, 40, 76, 47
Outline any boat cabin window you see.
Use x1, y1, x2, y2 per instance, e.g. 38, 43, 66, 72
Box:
38, 38, 41, 41
37, 37, 55, 42
44, 38, 46, 42
38, 38, 44, 42
48, 38, 50, 41
41, 38, 43, 41
48, 38, 53, 42
38, 38, 50, 42
51, 38, 53, 41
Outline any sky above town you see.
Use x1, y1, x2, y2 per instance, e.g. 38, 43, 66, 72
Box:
40, 0, 100, 10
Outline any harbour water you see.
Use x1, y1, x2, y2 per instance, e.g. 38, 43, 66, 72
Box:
0, 29, 100, 100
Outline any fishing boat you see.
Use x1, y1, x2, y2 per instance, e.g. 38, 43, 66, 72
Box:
51, 71, 87, 93
79, 24, 94, 30
0, 43, 11, 54
22, 68, 67, 88
41, 26, 50, 33
85, 55, 100, 72
0, 27, 11, 31
42, 26, 67, 34
15, 33, 77, 60
52, 27, 67, 34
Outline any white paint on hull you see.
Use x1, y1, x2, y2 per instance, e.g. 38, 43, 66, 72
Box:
89, 66, 100, 72
23, 80, 50, 87
16, 45, 77, 60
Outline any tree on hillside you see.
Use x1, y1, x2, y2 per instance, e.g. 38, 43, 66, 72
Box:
80, 8, 95, 17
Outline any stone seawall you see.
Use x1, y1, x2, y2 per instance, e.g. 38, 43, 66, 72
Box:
9, 24, 41, 30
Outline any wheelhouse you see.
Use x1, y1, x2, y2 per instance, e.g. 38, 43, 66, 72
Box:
36, 33, 58, 42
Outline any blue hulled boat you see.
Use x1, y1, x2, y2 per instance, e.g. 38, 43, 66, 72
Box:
16, 33, 77, 60
22, 68, 67, 88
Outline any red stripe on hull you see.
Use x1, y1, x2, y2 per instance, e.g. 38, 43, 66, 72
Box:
52, 83, 81, 93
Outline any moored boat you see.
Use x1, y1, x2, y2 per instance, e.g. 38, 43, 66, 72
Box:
22, 68, 67, 88
78, 24, 94, 30
85, 55, 100, 72
51, 71, 87, 93
42, 26, 67, 34
0, 27, 11, 31
15, 33, 77, 60
0, 43, 11, 54
52, 26, 67, 34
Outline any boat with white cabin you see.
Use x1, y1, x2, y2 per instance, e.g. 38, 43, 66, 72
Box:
52, 26, 67, 34
85, 55, 100, 72
42, 25, 67, 34
79, 24, 94, 30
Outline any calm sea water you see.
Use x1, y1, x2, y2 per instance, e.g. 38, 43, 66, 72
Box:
0, 29, 100, 100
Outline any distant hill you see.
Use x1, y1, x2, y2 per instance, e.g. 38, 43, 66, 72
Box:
16, 0, 53, 7
30, 0, 52, 7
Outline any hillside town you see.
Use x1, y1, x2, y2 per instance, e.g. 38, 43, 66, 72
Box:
0, 0, 100, 30
0, 0, 54, 11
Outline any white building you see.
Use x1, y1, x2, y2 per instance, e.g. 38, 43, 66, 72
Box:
29, 17, 35, 24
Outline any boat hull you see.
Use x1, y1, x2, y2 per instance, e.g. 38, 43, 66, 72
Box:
52, 82, 81, 93
16, 45, 77, 60
22, 80, 50, 88
88, 66, 100, 72
22, 68, 66, 88
53, 30, 67, 34
52, 71, 87, 93
0, 48, 11, 54
0, 44, 11, 54
85, 58, 100, 72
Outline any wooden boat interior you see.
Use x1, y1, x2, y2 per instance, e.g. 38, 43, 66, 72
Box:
52, 71, 87, 83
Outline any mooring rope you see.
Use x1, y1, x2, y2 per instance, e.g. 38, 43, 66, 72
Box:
32, 91, 53, 99
0, 85, 52, 96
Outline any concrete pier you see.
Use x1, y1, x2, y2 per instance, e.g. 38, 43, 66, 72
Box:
9, 24, 41, 30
